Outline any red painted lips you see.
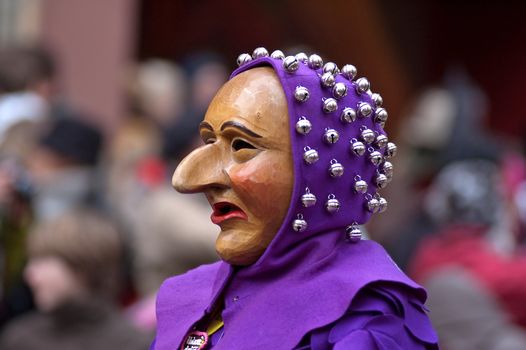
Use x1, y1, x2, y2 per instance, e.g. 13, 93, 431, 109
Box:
211, 202, 248, 224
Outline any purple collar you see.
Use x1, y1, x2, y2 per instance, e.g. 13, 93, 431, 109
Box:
155, 240, 425, 349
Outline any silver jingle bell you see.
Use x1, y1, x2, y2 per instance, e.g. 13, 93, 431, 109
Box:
386, 142, 398, 158
323, 62, 339, 75
323, 98, 338, 113
295, 52, 308, 63
323, 128, 340, 144
237, 53, 252, 66
355, 77, 370, 94
371, 93, 383, 107
301, 188, 317, 207
332, 82, 348, 99
308, 54, 323, 69
383, 161, 394, 176
252, 47, 269, 59
361, 128, 375, 144
292, 214, 307, 232
375, 134, 388, 148
270, 49, 285, 60
325, 195, 340, 213
341, 64, 357, 80
375, 108, 388, 123
329, 159, 344, 177
303, 147, 319, 164
345, 224, 362, 242
351, 139, 366, 156
340, 107, 357, 123
367, 197, 380, 213
358, 102, 373, 118
378, 197, 388, 213
369, 150, 383, 165
294, 86, 310, 103
296, 117, 312, 135
376, 173, 388, 189
320, 72, 336, 88
354, 179, 368, 194
283, 56, 299, 73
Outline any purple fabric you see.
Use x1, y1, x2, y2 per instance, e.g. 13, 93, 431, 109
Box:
153, 55, 439, 349
303, 283, 438, 349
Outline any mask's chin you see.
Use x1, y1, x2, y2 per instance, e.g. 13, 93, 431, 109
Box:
215, 229, 268, 266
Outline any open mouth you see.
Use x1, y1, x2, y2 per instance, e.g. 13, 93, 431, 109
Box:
211, 202, 247, 224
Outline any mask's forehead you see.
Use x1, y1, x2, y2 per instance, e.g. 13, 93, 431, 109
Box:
205, 67, 288, 139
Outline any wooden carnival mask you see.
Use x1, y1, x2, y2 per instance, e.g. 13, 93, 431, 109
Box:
172, 67, 293, 265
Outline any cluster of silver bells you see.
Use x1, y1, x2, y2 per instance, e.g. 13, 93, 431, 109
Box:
300, 189, 345, 212
292, 214, 362, 243
299, 186, 388, 213
238, 47, 395, 243
293, 87, 387, 126
299, 125, 396, 165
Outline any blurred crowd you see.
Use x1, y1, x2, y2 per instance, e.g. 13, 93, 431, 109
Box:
1, 43, 526, 350
0, 45, 223, 349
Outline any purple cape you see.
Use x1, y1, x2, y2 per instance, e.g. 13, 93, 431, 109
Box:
153, 55, 439, 349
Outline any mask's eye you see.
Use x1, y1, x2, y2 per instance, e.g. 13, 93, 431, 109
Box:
232, 139, 257, 151
200, 130, 216, 145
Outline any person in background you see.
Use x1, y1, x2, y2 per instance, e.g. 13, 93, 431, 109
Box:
409, 159, 526, 350
0, 208, 151, 350
106, 58, 186, 225
0, 46, 57, 326
26, 116, 102, 221
382, 68, 500, 269
162, 52, 228, 162
108, 57, 220, 333
0, 45, 55, 144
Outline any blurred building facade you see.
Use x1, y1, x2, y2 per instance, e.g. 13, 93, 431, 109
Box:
2, 0, 525, 138
0, 0, 137, 134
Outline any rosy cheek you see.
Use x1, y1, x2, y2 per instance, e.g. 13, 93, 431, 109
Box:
228, 155, 291, 219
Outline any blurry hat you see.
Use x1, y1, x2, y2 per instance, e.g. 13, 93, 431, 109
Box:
424, 159, 501, 226
40, 117, 102, 165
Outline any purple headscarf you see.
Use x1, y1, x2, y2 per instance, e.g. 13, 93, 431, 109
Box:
153, 49, 438, 349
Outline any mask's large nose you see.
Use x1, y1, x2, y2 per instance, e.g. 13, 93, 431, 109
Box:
172, 144, 230, 193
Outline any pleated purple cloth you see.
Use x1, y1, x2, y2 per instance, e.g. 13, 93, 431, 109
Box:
151, 51, 439, 349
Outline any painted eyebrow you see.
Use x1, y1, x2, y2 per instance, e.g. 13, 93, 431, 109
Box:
220, 121, 263, 138
199, 121, 214, 132
199, 120, 263, 139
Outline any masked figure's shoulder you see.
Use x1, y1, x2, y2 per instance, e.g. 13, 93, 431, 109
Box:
299, 281, 439, 349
